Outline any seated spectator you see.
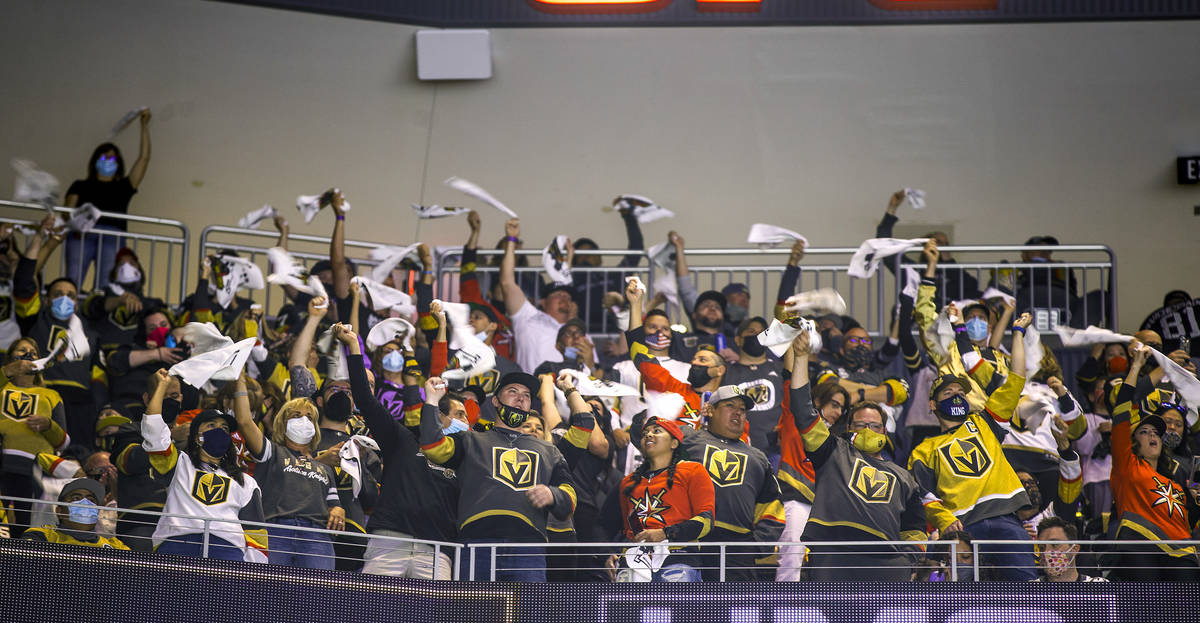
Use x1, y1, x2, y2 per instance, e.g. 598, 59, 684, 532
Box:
1032, 516, 1107, 582
615, 415, 714, 582
937, 530, 976, 581
22, 477, 129, 550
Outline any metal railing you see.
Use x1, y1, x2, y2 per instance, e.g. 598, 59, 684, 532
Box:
0, 199, 190, 302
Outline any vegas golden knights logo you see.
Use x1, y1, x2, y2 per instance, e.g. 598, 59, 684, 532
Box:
492, 447, 539, 491
849, 457, 896, 503
938, 435, 992, 479
741, 382, 771, 408
703, 445, 747, 487
47, 325, 69, 356
469, 369, 502, 395
191, 472, 232, 505
1, 389, 38, 421
109, 305, 136, 330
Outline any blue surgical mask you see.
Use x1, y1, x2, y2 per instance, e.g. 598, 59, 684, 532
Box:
442, 418, 470, 435
564, 346, 580, 360
381, 350, 406, 373
95, 155, 119, 178
51, 295, 76, 321
67, 498, 100, 525
474, 330, 489, 342
964, 317, 989, 341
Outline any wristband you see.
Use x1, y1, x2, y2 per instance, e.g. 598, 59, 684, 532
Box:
336, 214, 345, 221
953, 325, 966, 334
1012, 326, 1026, 335
504, 236, 520, 244
921, 278, 937, 287
564, 387, 579, 397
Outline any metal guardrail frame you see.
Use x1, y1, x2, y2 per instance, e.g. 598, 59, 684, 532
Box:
0, 199, 191, 303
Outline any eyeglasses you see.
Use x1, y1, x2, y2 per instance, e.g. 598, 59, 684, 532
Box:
845, 337, 872, 347
849, 421, 884, 433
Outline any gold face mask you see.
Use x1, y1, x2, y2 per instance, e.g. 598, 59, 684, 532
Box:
243, 319, 258, 338
850, 429, 888, 454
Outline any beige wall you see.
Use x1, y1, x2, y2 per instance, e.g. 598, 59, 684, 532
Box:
2, 0, 1198, 330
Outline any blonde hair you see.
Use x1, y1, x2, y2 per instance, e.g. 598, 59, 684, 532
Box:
270, 398, 322, 454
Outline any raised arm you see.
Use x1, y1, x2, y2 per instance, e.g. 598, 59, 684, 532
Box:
616, 203, 645, 268
233, 375, 264, 457
127, 109, 152, 189
625, 278, 644, 332
348, 280, 362, 336
500, 218, 529, 316
290, 296, 328, 369
330, 190, 350, 299
774, 240, 805, 320
988, 300, 1016, 350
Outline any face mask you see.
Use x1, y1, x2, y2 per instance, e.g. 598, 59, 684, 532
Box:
821, 330, 842, 354
936, 394, 971, 421
741, 335, 766, 358
285, 416, 316, 445
115, 263, 142, 285
563, 346, 580, 361
243, 319, 258, 338
381, 350, 406, 373
687, 364, 713, 388
964, 317, 989, 341
51, 295, 76, 321
199, 427, 232, 457
67, 498, 100, 525
15, 352, 36, 362
95, 156, 119, 177
1107, 355, 1128, 375
848, 429, 888, 454
161, 398, 182, 424
726, 304, 748, 324
842, 347, 873, 370
324, 391, 354, 422
1042, 549, 1074, 577
496, 402, 530, 428
442, 418, 470, 435
1162, 430, 1183, 451
474, 330, 490, 342
644, 331, 671, 351
148, 326, 170, 347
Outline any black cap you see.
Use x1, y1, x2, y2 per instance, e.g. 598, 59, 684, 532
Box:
1163, 290, 1192, 307
1133, 414, 1166, 440
694, 290, 727, 313
1024, 235, 1060, 246
468, 302, 499, 323
494, 372, 539, 399
58, 478, 106, 503
542, 284, 576, 301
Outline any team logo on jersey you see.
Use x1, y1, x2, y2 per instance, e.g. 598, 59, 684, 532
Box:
191, 472, 232, 505
849, 457, 896, 503
492, 447, 539, 491
469, 369, 502, 395
630, 487, 670, 526
1, 389, 37, 421
938, 435, 992, 478
109, 305, 137, 330
1150, 476, 1186, 519
703, 445, 747, 487
679, 403, 703, 429
739, 380, 773, 411
47, 325, 69, 356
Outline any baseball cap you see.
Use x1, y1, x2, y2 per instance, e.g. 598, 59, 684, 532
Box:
930, 373, 972, 400
58, 478, 106, 503
494, 372, 539, 398
721, 283, 749, 297
695, 290, 727, 313
709, 385, 754, 411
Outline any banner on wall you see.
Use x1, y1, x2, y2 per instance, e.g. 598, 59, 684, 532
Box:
218, 0, 1200, 27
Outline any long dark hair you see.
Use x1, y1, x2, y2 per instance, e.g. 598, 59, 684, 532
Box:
85, 142, 126, 181
623, 444, 687, 497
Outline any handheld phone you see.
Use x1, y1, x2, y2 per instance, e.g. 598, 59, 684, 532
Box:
1181, 336, 1191, 355
165, 335, 177, 348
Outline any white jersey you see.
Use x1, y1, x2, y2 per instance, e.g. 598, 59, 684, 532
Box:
613, 355, 690, 475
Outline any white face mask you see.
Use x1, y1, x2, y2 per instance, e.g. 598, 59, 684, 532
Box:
474, 330, 489, 342
115, 262, 142, 285
285, 416, 316, 445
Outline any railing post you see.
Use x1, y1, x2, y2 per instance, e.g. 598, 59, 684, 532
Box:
490, 545, 497, 582
469, 545, 476, 581
950, 541, 958, 582
454, 545, 462, 581
718, 544, 726, 582
201, 519, 211, 558
972, 541, 980, 581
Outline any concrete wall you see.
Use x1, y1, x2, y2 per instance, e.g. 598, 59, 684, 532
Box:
2, 0, 1198, 329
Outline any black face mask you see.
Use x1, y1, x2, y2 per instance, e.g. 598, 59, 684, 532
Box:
496, 402, 530, 428
15, 352, 36, 362
324, 391, 353, 422
936, 395, 971, 422
842, 346, 873, 370
161, 398, 182, 425
96, 435, 114, 452
688, 364, 713, 388
821, 330, 842, 354
741, 335, 766, 358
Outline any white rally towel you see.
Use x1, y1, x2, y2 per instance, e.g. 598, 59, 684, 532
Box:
646, 392, 686, 422
902, 266, 921, 301
757, 317, 822, 358
266, 247, 327, 298
441, 335, 497, 385
647, 241, 676, 273
58, 314, 92, 362
847, 237, 929, 279
899, 188, 926, 211
1023, 325, 1045, 380
746, 223, 808, 248
316, 328, 349, 381
369, 243, 422, 284
558, 368, 640, 398
365, 318, 416, 352
782, 288, 847, 317
621, 544, 671, 582
645, 241, 681, 312
296, 189, 350, 224
339, 435, 380, 498
11, 159, 60, 207
444, 176, 518, 218
211, 255, 265, 309
433, 299, 476, 351
542, 235, 573, 286
109, 106, 148, 139
981, 287, 1016, 307
169, 337, 257, 389
351, 276, 415, 317
67, 203, 102, 233
180, 322, 235, 354
1056, 327, 1200, 409
410, 204, 470, 219
238, 205, 277, 229
605, 194, 673, 224
31, 337, 67, 372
